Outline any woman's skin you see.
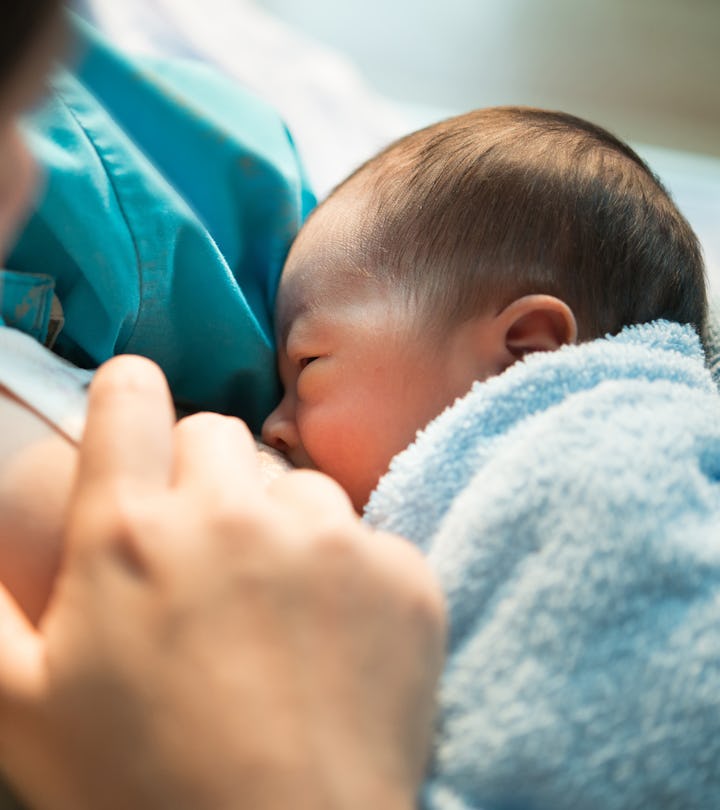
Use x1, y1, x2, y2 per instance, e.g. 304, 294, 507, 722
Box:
0, 387, 293, 625
0, 391, 75, 623
0, 358, 446, 810
0, 6, 446, 810
0, 3, 75, 623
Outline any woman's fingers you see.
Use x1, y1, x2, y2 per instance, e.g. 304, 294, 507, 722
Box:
266, 468, 356, 523
74, 356, 175, 498
65, 356, 176, 561
172, 412, 259, 496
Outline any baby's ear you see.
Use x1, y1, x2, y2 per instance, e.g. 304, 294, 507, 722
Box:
501, 295, 578, 359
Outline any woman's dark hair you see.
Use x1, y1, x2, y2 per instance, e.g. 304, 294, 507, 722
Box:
0, 0, 62, 89
326, 107, 706, 341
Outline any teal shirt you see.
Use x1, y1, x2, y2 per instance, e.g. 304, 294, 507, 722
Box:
2, 17, 314, 431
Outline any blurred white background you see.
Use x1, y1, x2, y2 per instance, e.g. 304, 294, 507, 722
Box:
77, 0, 720, 287
255, 0, 720, 159
255, 0, 720, 288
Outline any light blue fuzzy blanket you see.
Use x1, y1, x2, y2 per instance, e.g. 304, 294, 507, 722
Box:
365, 320, 720, 810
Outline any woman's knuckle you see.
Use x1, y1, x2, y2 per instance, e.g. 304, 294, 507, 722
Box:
210, 500, 267, 545
273, 469, 353, 512
179, 411, 251, 440
408, 575, 446, 630
308, 521, 362, 563
85, 485, 137, 539
377, 536, 446, 626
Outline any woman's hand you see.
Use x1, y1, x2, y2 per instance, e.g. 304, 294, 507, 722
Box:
0, 356, 445, 810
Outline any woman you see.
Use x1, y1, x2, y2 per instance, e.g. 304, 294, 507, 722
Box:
0, 4, 446, 809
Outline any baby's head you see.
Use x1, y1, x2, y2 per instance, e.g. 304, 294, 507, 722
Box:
262, 106, 706, 511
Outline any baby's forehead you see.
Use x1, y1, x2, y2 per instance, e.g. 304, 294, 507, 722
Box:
274, 273, 311, 342
294, 174, 378, 255
275, 256, 387, 346
275, 257, 341, 344
275, 181, 382, 337
278, 205, 369, 289
275, 261, 349, 333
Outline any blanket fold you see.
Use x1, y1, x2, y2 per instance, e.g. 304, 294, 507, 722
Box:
365, 320, 720, 810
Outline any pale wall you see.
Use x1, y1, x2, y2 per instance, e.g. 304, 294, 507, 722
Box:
255, 0, 720, 158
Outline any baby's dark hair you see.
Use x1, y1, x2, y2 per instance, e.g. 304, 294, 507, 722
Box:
328, 107, 706, 341
0, 0, 62, 91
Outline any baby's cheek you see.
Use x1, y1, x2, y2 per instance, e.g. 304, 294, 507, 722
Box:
295, 414, 374, 512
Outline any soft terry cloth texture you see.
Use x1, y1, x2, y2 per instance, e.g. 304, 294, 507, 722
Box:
365, 320, 720, 810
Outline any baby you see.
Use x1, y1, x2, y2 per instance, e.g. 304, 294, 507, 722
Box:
0, 106, 705, 625
261, 106, 706, 511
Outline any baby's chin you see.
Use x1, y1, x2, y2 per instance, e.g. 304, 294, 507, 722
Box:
255, 439, 295, 483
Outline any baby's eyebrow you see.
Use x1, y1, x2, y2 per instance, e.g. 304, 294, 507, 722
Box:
278, 301, 311, 347
277, 282, 324, 346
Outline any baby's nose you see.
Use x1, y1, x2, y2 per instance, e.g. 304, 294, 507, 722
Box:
261, 404, 299, 456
